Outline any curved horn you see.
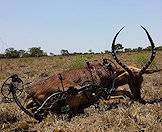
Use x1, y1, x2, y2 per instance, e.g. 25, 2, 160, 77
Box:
111, 27, 133, 75
139, 26, 156, 76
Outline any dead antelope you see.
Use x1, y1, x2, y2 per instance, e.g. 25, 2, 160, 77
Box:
26, 26, 158, 112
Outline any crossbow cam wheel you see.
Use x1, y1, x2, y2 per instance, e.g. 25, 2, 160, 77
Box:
1, 74, 24, 100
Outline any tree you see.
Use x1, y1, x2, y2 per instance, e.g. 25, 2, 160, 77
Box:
18, 49, 26, 57
114, 43, 124, 52
5, 48, 20, 58
28, 47, 44, 57
104, 50, 110, 54
49, 52, 55, 56
88, 49, 92, 53
124, 48, 132, 52
132, 48, 138, 52
137, 47, 143, 51
0, 53, 5, 59
143, 46, 152, 51
60, 49, 69, 55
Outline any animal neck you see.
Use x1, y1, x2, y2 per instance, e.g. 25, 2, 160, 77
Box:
128, 73, 143, 101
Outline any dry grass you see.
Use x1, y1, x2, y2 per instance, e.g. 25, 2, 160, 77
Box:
0, 51, 162, 132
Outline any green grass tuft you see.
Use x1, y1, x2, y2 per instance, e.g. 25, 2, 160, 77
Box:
131, 52, 157, 69
64, 55, 88, 70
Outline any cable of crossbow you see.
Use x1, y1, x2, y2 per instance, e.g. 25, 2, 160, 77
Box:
1, 76, 13, 98
11, 82, 41, 121
34, 92, 62, 115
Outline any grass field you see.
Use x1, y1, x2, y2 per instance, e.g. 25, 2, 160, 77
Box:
0, 51, 162, 132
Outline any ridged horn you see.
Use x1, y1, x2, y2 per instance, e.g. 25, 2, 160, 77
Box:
139, 26, 156, 76
111, 27, 133, 75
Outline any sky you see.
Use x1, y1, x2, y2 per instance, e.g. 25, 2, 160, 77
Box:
0, 0, 162, 54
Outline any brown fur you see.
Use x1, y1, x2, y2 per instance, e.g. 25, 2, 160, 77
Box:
29, 66, 97, 103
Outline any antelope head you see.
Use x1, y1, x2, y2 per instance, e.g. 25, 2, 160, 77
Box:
111, 26, 156, 102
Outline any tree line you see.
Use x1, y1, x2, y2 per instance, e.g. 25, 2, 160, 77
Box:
0, 47, 47, 58
105, 44, 162, 53
0, 44, 162, 59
